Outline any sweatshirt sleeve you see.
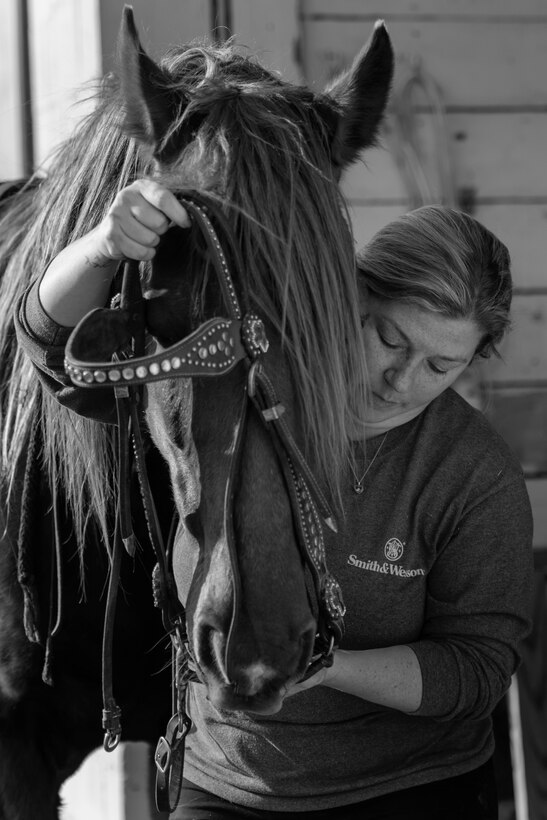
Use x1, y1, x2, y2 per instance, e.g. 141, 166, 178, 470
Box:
15, 277, 118, 424
409, 469, 534, 721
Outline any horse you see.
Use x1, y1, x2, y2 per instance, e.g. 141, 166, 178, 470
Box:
0, 7, 393, 816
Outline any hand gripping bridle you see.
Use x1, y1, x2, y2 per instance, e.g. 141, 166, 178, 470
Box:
64, 190, 346, 811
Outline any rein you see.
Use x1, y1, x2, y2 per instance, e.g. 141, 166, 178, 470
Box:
64, 189, 346, 811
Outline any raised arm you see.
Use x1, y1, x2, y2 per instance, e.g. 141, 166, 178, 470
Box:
39, 179, 189, 327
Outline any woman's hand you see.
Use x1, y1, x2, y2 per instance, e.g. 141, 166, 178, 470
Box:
39, 179, 190, 327
284, 663, 331, 698
93, 179, 191, 263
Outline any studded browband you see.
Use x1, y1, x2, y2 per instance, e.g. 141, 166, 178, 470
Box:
65, 313, 266, 386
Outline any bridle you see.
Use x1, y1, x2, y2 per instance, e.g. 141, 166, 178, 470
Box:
64, 189, 346, 810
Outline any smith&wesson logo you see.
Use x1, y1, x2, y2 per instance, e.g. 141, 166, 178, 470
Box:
347, 537, 425, 578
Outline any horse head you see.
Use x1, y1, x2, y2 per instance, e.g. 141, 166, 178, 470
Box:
67, 7, 393, 714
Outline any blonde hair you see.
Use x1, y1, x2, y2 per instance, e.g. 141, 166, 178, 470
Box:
356, 205, 512, 358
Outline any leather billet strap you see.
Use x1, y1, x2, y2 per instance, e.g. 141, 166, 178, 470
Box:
222, 386, 249, 684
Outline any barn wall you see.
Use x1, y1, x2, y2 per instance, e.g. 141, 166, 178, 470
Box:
0, 0, 30, 177
26, 0, 103, 171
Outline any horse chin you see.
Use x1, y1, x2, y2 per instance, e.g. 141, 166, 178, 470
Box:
195, 655, 291, 715
192, 618, 314, 715
206, 681, 285, 715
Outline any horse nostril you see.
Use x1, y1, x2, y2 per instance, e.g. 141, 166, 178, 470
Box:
195, 621, 226, 677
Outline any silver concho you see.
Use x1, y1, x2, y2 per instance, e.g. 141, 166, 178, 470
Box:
241, 313, 269, 358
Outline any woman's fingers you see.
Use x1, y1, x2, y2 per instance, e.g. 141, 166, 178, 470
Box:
96, 180, 190, 261
136, 179, 191, 229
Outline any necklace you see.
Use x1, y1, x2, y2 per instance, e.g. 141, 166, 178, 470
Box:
350, 431, 388, 494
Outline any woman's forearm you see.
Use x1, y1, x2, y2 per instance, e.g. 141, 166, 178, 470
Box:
38, 228, 118, 327
323, 645, 423, 713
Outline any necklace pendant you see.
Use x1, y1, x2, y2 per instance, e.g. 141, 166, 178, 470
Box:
350, 430, 389, 495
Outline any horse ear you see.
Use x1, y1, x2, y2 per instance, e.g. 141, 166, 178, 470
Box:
117, 5, 180, 149
325, 20, 394, 170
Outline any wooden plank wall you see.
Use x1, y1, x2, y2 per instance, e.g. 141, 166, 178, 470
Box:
300, 3, 547, 819
230, 0, 302, 84
26, 0, 102, 171
0, 0, 29, 177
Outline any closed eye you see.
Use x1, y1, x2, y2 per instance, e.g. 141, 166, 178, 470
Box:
379, 332, 403, 350
428, 361, 449, 375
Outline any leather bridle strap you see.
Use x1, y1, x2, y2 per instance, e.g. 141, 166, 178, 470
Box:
222, 386, 249, 683
248, 362, 337, 532
246, 363, 345, 659
99, 265, 190, 753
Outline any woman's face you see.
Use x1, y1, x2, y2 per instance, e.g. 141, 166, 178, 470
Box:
362, 295, 483, 422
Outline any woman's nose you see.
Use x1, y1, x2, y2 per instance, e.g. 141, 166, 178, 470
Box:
384, 362, 413, 393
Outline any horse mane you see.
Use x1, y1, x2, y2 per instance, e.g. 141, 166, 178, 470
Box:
0, 76, 151, 554
0, 39, 369, 550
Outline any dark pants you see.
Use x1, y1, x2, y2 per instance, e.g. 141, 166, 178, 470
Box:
170, 758, 497, 819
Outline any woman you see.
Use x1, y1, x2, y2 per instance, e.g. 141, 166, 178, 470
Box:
16, 184, 533, 819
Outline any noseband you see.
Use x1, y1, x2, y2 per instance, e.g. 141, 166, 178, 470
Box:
64, 189, 346, 810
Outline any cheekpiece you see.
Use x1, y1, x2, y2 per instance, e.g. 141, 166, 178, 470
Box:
290, 468, 346, 635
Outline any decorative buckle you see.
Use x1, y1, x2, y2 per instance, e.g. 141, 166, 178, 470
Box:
323, 573, 346, 620
154, 735, 172, 776
154, 713, 191, 776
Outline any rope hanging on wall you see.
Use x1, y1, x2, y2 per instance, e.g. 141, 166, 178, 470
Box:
387, 57, 457, 210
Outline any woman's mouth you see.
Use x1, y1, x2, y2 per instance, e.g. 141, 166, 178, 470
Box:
372, 392, 400, 407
